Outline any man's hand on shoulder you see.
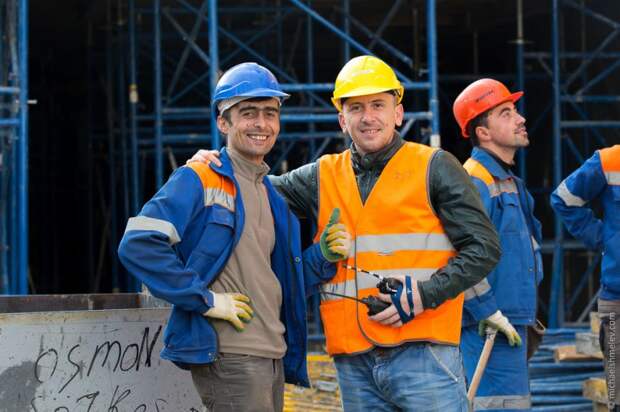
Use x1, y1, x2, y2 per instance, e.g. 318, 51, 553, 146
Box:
187, 149, 222, 167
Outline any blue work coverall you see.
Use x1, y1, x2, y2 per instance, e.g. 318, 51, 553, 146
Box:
550, 146, 620, 301
551, 145, 620, 407
118, 149, 332, 387
461, 147, 543, 411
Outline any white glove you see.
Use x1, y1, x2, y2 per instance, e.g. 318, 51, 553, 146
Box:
479, 310, 522, 347
204, 292, 254, 332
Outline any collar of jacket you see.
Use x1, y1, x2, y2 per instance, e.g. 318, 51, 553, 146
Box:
471, 146, 513, 181
350, 132, 405, 172
209, 147, 236, 179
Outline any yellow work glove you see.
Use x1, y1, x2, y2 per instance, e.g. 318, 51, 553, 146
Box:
204, 292, 254, 332
478, 310, 522, 347
319, 208, 351, 262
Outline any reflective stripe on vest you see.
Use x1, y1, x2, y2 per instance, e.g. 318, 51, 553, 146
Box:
600, 145, 620, 186
321, 267, 437, 300
315, 142, 463, 355
352, 233, 454, 255
473, 395, 531, 410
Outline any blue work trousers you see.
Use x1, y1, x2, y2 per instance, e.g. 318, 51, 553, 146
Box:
333, 342, 468, 411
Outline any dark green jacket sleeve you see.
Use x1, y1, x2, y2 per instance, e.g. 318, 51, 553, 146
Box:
269, 162, 319, 223
418, 150, 501, 310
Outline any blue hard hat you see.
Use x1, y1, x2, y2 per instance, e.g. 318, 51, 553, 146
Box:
212, 62, 289, 111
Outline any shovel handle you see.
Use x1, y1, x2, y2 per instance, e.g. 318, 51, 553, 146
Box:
467, 329, 497, 404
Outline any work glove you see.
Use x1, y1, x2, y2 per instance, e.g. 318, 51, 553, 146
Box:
203, 292, 254, 332
479, 310, 522, 347
319, 208, 351, 262
371, 275, 424, 327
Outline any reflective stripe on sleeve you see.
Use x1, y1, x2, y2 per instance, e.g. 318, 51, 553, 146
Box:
463, 278, 491, 301
125, 216, 181, 245
555, 180, 586, 207
531, 236, 540, 251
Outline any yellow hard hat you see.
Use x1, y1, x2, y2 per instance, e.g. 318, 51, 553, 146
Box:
331, 55, 404, 112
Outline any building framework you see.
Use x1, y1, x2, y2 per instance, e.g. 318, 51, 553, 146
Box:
517, 0, 620, 327
3, 0, 620, 333
0, 0, 27, 295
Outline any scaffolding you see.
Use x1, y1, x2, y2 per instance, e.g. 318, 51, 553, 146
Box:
92, 0, 620, 327
98, 0, 440, 293
519, 0, 620, 327
4, 0, 618, 331
129, 0, 440, 183
0, 0, 28, 295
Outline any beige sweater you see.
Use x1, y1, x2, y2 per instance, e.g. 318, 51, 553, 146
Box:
209, 148, 286, 359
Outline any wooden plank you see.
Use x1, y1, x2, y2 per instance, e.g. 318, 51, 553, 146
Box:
554, 344, 603, 362
583, 377, 608, 404
591, 312, 601, 335
576, 332, 604, 359
593, 401, 609, 412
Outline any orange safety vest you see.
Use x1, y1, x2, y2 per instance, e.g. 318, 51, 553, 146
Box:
315, 142, 463, 356
600, 145, 620, 185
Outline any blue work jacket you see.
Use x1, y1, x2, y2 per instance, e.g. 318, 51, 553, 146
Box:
462, 147, 543, 326
118, 149, 329, 387
550, 146, 620, 300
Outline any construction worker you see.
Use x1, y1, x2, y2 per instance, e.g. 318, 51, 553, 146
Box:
453, 78, 544, 411
189, 55, 500, 412
550, 145, 620, 410
118, 62, 350, 412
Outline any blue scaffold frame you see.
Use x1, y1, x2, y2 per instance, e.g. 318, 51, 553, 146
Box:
0, 0, 28, 295
517, 0, 620, 327
119, 0, 440, 299
129, 0, 440, 191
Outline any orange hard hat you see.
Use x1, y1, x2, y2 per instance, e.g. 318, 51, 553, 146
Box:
453, 78, 523, 138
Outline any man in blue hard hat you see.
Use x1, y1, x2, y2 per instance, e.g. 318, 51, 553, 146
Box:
118, 62, 351, 411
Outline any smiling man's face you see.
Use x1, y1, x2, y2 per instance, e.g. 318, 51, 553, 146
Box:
338, 92, 404, 155
218, 97, 281, 164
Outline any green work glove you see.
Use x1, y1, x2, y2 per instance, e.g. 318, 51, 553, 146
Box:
478, 310, 522, 347
204, 292, 254, 332
319, 208, 351, 262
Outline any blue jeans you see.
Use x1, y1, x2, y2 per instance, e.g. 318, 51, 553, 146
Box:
333, 342, 468, 412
